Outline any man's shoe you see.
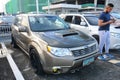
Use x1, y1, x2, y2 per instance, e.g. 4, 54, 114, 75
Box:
103, 54, 108, 59
98, 55, 106, 61
106, 53, 114, 59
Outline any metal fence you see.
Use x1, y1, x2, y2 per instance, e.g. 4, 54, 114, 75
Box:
0, 24, 11, 43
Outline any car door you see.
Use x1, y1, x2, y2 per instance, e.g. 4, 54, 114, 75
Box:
12, 16, 23, 46
70, 15, 90, 34
17, 16, 31, 52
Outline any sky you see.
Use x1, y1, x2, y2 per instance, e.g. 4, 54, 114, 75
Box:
0, 0, 10, 12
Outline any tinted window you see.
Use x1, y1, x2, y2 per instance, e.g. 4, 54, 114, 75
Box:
29, 16, 70, 32
73, 16, 81, 25
64, 16, 73, 23
14, 16, 22, 26
85, 16, 98, 26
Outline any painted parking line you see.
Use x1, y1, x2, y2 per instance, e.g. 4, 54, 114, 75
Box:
108, 59, 120, 66
109, 59, 120, 64
1, 42, 25, 80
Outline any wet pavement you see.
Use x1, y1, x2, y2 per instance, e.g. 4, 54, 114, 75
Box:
0, 44, 120, 80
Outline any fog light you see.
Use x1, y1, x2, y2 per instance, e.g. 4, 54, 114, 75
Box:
52, 67, 61, 73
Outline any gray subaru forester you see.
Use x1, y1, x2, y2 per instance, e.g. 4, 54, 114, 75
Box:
11, 13, 98, 74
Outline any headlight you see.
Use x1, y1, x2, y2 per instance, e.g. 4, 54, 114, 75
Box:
47, 46, 72, 57
111, 32, 120, 38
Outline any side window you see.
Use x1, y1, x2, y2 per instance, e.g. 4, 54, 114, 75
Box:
21, 16, 28, 27
73, 16, 81, 25
14, 16, 22, 26
80, 17, 88, 27
64, 16, 73, 23
14, 18, 18, 25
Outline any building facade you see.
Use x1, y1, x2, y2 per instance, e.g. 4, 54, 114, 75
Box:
107, 0, 120, 12
6, 0, 19, 14
51, 0, 120, 12
5, 0, 120, 14
51, 0, 105, 8
5, 0, 49, 14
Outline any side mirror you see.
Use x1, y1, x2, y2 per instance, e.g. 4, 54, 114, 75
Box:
80, 22, 87, 26
18, 26, 27, 32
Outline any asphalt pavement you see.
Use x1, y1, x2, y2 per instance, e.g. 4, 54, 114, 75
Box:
0, 57, 15, 80
0, 43, 120, 80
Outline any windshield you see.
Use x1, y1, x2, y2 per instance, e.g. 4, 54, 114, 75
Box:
85, 16, 98, 26
111, 13, 120, 19
29, 15, 70, 32
0, 16, 15, 23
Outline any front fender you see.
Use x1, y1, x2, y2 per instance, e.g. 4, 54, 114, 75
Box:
28, 41, 47, 66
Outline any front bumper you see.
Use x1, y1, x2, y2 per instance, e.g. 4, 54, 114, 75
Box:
69, 51, 98, 72
43, 50, 98, 74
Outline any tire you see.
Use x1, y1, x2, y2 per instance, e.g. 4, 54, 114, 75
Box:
30, 48, 45, 75
93, 35, 99, 44
11, 35, 18, 48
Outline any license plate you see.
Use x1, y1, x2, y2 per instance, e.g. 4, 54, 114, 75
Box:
83, 57, 94, 66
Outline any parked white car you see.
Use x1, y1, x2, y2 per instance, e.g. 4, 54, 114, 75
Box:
59, 13, 120, 49
111, 12, 120, 26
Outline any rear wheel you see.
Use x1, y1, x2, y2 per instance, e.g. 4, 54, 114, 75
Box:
30, 48, 45, 75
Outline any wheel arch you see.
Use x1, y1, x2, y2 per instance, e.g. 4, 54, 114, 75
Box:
28, 42, 46, 66
92, 35, 99, 43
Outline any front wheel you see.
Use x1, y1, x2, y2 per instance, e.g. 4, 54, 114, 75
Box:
30, 48, 45, 75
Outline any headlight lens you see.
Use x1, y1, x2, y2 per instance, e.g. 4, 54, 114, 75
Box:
47, 46, 72, 57
111, 32, 120, 38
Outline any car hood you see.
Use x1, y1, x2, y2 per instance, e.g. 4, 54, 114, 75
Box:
112, 19, 120, 26
110, 24, 120, 33
90, 25, 120, 34
34, 29, 95, 48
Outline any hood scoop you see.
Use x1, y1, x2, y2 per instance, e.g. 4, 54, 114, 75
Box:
62, 32, 78, 37
115, 26, 120, 29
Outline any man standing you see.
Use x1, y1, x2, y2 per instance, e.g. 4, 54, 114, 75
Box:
98, 3, 115, 60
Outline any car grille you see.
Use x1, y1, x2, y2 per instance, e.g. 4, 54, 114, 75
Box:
71, 44, 96, 57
